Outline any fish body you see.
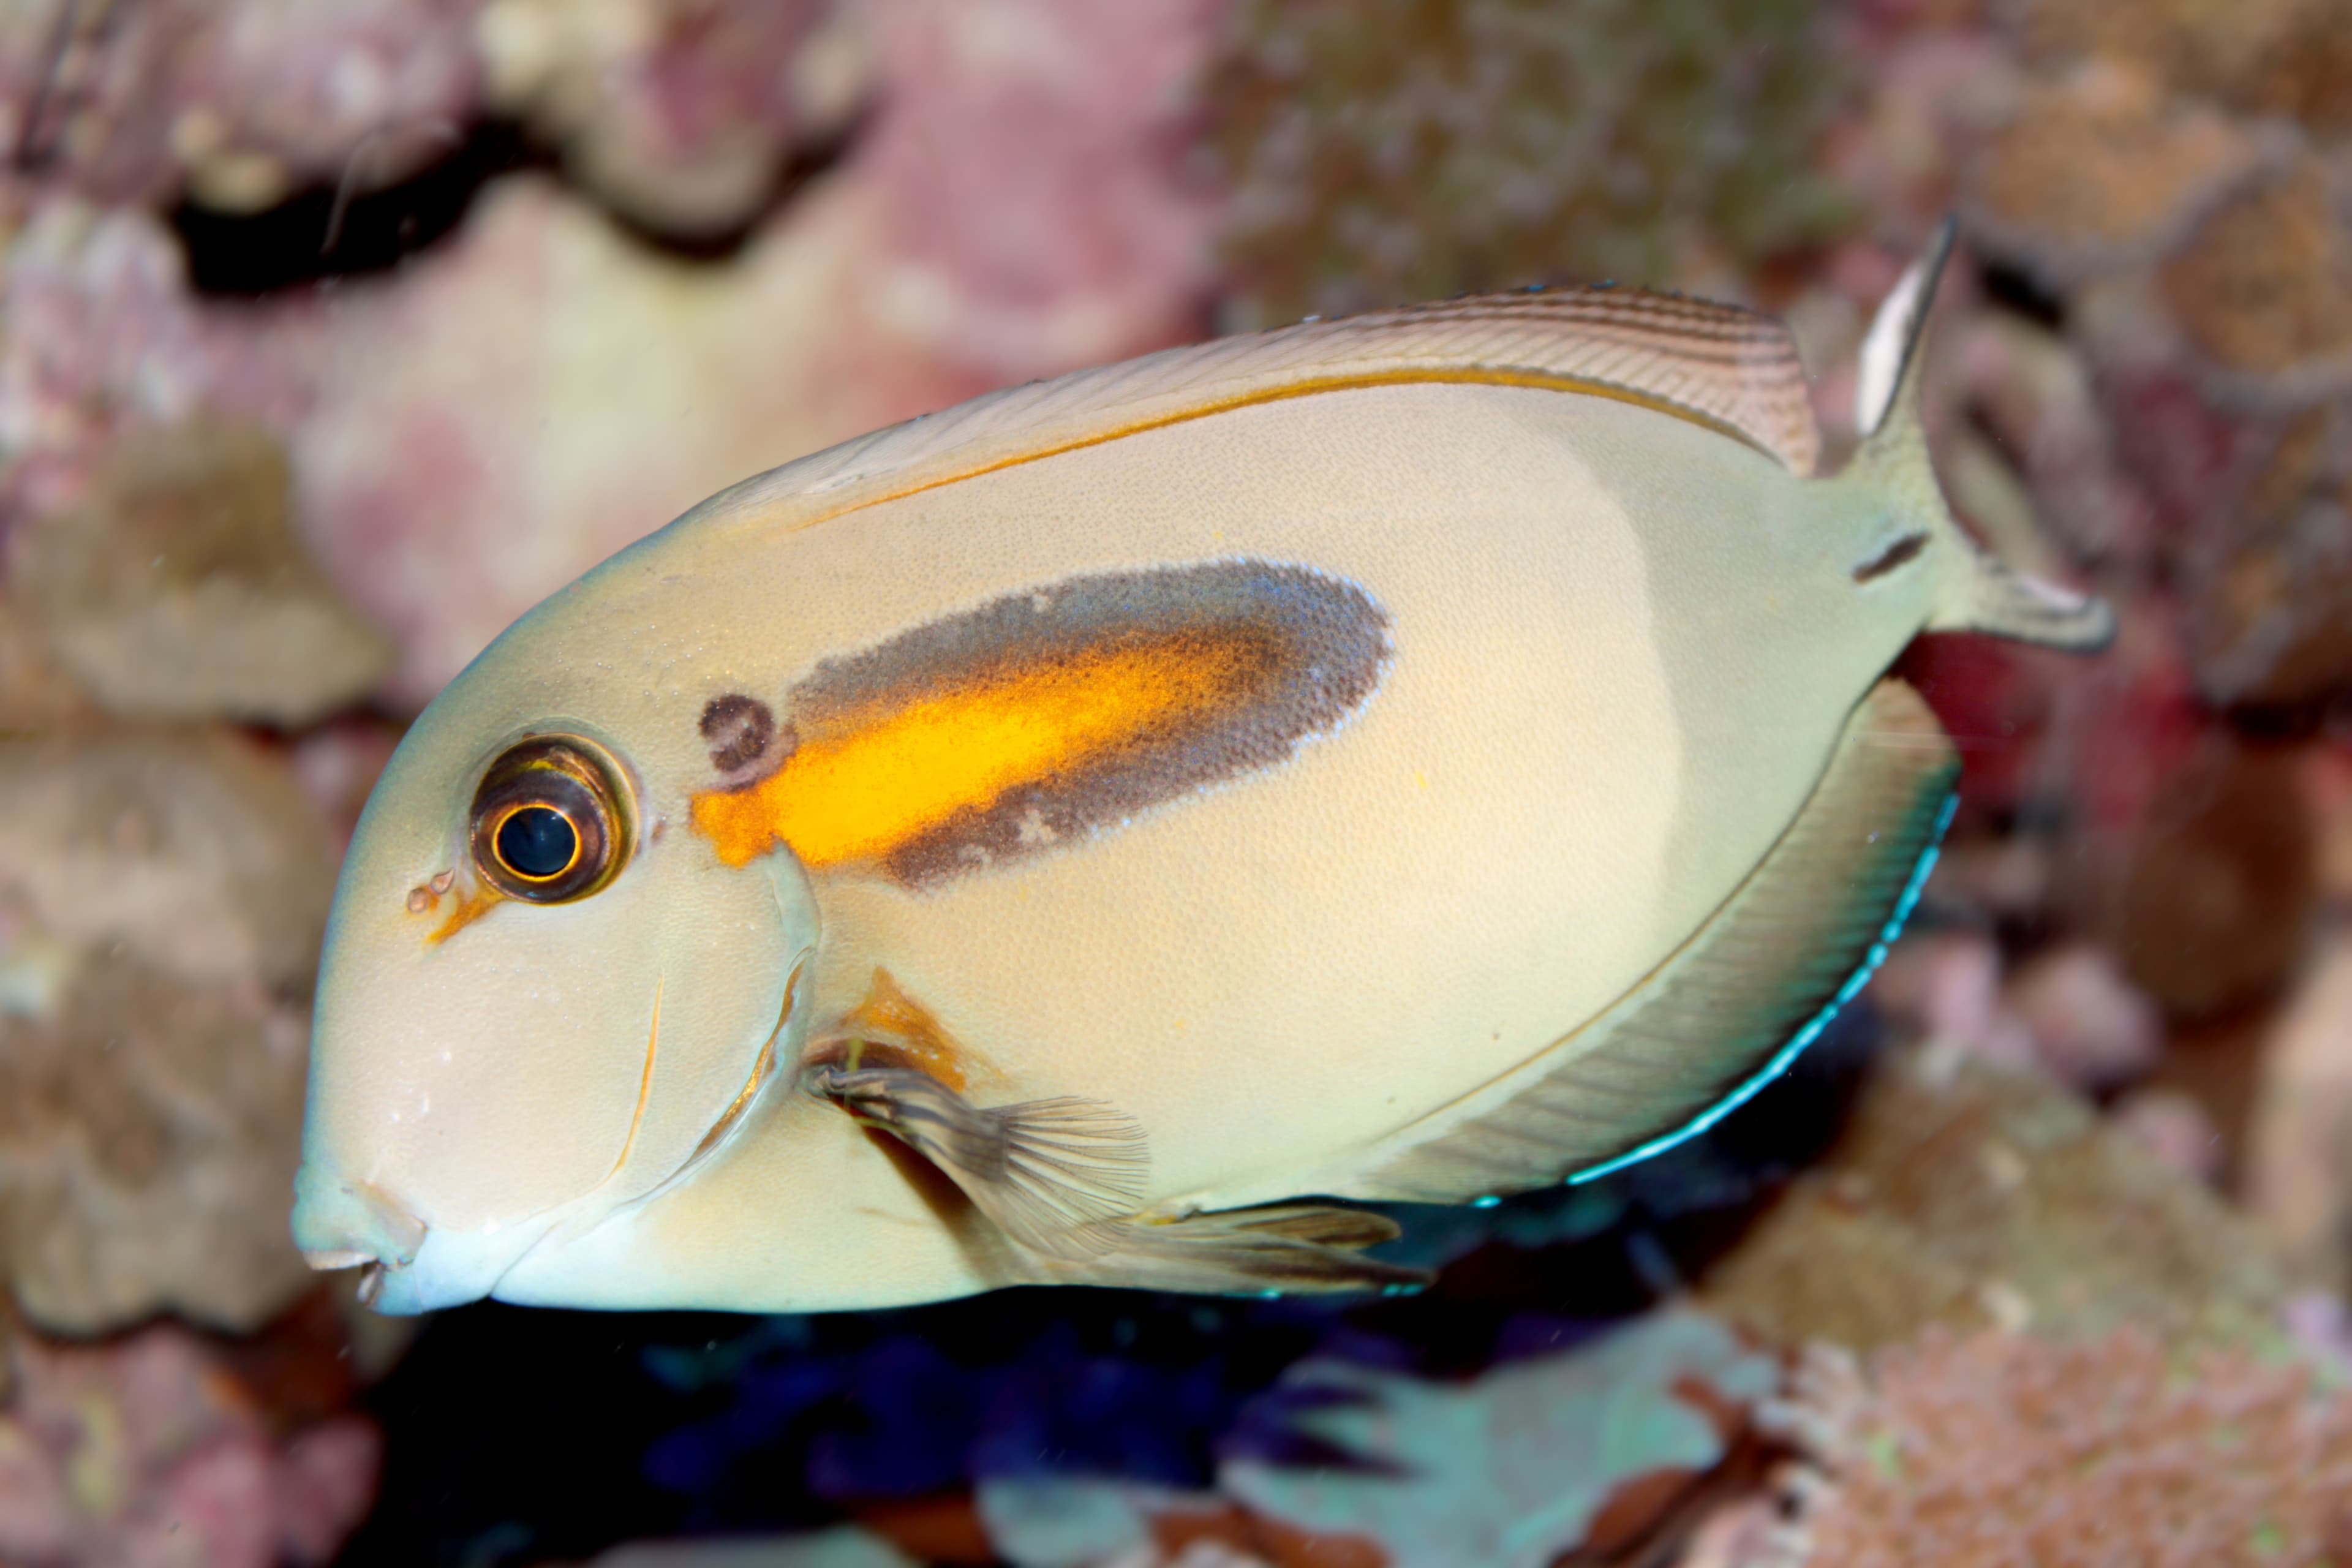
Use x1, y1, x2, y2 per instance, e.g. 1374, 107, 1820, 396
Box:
293, 227, 2109, 1313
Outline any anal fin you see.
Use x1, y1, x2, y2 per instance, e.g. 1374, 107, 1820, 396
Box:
1343, 676, 1961, 1205
1035, 1202, 1426, 1297
810, 1066, 1427, 1295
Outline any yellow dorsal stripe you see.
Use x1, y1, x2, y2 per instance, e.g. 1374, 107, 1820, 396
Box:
692, 636, 1261, 870
740, 368, 1766, 545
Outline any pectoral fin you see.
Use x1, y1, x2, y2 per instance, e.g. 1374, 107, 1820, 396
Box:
812, 1065, 1147, 1254
810, 1065, 1426, 1295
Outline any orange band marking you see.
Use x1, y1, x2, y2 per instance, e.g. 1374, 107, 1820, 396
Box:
691, 633, 1262, 870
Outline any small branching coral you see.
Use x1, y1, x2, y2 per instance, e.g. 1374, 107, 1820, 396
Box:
1764, 1325, 2352, 1567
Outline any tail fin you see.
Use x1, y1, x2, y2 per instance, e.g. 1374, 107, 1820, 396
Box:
1847, 219, 2115, 653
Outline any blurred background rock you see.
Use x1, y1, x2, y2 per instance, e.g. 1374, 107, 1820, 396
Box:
1, 0, 2349, 1564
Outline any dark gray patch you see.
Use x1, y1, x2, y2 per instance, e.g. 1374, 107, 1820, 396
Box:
1852, 531, 1929, 583
700, 693, 786, 776
793, 560, 1390, 888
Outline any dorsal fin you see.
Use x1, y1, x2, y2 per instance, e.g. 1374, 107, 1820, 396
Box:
703, 288, 1823, 541
1332, 677, 1959, 1206
1855, 218, 1954, 439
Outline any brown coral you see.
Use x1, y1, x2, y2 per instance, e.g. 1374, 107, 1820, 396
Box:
6, 418, 393, 728
1776, 1326, 2352, 1567
0, 729, 336, 995
2170, 400, 2352, 710
0, 731, 334, 1332
2007, 0, 2352, 133
1204, 0, 1855, 328
2245, 933, 2352, 1297
2157, 158, 2352, 390
1966, 61, 2284, 284
2098, 732, 2318, 1019
0, 948, 315, 1333
1699, 1047, 2290, 1357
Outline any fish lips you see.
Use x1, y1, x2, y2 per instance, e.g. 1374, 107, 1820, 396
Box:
358, 1220, 559, 1314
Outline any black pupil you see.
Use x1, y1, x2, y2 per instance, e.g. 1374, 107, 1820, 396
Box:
497, 805, 578, 880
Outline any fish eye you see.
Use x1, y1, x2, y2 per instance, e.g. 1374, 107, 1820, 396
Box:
494, 805, 579, 881
469, 736, 633, 903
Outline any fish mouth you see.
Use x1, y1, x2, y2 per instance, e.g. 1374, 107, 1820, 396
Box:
301, 1252, 399, 1310
290, 1185, 463, 1311
300, 1248, 379, 1271
306, 1254, 396, 1310
293, 1177, 427, 1275
355, 1261, 390, 1307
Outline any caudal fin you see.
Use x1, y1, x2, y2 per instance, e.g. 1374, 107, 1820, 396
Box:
1847, 219, 2115, 653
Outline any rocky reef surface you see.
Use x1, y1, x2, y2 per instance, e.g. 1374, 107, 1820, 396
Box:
2, 0, 2350, 1564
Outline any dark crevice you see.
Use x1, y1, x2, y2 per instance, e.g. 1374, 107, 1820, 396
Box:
1977, 257, 2067, 331
171, 105, 872, 300
172, 119, 547, 298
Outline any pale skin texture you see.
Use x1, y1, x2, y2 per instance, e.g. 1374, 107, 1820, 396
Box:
297, 372, 1939, 1314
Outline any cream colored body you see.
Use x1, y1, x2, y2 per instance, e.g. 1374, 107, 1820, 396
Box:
296, 245, 2095, 1314
487, 386, 1915, 1311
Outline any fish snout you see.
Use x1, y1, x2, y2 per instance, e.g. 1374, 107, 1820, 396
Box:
292, 1169, 428, 1281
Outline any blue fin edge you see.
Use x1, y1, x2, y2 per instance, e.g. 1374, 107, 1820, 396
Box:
1561, 790, 1959, 1188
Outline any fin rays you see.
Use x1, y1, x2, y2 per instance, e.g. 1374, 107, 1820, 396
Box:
810, 1065, 1425, 1294
815, 1067, 1147, 1251
1846, 217, 2116, 652
713, 277, 1825, 551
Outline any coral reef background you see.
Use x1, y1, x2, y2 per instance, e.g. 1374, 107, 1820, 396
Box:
2, 0, 2350, 1564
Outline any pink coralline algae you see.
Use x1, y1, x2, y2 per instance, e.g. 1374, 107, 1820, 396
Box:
4, 0, 1230, 706
0, 0, 484, 212
851, 0, 1225, 376
1769, 1326, 2352, 1567
478, 0, 869, 240
296, 0, 1226, 703
0, 199, 321, 537
1869, 932, 2165, 1093
0, 1323, 379, 1568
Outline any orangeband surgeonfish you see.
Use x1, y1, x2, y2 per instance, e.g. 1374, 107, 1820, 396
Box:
292, 224, 2110, 1314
